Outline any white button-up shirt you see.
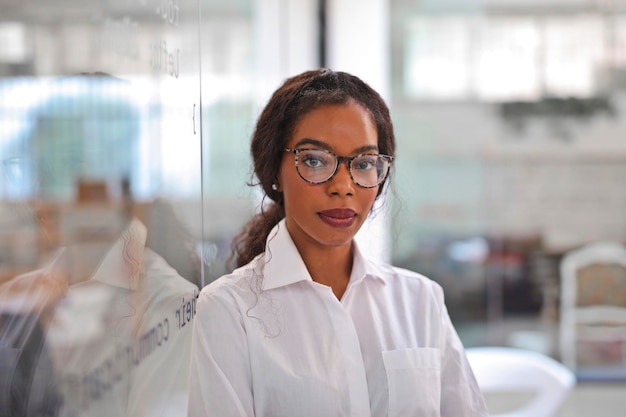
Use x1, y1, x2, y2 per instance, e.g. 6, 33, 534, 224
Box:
188, 219, 488, 417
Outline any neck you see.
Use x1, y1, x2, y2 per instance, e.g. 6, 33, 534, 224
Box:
299, 242, 354, 300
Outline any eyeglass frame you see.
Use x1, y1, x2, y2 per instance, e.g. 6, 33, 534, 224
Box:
283, 147, 394, 188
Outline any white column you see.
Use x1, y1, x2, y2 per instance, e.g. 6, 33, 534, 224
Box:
284, 0, 319, 75
252, 0, 285, 105
326, 0, 392, 262
326, 0, 389, 98
253, 0, 319, 106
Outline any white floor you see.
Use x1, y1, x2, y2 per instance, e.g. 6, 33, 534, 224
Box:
557, 383, 626, 417
484, 382, 626, 417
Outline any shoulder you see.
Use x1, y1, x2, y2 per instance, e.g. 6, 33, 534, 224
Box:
197, 256, 262, 310
376, 261, 446, 302
356, 242, 444, 301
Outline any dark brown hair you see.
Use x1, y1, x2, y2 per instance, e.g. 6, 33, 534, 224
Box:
230, 69, 396, 268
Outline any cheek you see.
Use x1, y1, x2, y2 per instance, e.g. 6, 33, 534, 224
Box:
279, 170, 307, 211
277, 159, 295, 189
362, 186, 379, 202
359, 190, 381, 215
365, 193, 378, 211
283, 181, 316, 211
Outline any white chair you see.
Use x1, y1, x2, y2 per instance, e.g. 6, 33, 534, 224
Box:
559, 241, 626, 374
466, 346, 575, 417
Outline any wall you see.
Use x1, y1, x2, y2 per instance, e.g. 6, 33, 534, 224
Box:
391, 93, 626, 260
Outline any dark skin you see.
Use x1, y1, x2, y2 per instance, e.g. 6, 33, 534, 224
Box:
277, 101, 380, 299
299, 235, 353, 300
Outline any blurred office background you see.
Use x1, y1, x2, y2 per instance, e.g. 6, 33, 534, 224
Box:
0, 0, 625, 416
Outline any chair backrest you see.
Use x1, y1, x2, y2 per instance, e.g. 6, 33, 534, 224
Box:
466, 346, 575, 417
559, 241, 626, 370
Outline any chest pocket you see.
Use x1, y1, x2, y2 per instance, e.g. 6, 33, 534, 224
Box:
382, 348, 441, 417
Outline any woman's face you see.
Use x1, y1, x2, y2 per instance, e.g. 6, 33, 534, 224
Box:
278, 101, 380, 254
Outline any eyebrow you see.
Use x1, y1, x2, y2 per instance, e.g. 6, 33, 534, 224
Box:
293, 138, 379, 154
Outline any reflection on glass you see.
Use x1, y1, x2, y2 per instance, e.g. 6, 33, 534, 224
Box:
0, 73, 200, 417
0, 0, 222, 415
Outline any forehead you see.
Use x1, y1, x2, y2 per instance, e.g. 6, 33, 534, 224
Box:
287, 102, 378, 152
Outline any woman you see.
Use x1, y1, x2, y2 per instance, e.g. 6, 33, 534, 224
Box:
187, 69, 488, 417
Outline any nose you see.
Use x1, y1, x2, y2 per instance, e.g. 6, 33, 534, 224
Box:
328, 159, 354, 196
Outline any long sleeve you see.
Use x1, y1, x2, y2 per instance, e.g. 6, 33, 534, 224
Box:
187, 288, 254, 417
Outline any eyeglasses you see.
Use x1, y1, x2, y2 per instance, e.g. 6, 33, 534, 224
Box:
284, 147, 393, 188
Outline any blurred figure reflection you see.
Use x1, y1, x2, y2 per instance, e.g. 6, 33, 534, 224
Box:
0, 74, 199, 417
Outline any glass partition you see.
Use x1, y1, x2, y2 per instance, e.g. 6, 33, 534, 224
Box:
0, 0, 264, 415
199, 2, 256, 283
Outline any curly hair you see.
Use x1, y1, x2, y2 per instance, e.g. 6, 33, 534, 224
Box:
230, 69, 396, 268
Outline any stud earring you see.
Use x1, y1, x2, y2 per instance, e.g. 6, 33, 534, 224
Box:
271, 183, 278, 191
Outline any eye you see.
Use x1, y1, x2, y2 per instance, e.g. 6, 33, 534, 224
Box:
353, 155, 378, 171
300, 150, 331, 169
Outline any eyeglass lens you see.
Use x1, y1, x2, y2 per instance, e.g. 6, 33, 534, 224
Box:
296, 149, 390, 187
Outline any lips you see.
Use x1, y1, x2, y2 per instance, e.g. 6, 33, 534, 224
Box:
318, 208, 357, 228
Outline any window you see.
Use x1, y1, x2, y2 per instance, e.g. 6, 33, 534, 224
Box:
402, 12, 623, 101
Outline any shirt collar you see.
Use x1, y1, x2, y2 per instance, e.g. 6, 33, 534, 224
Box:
54, 218, 147, 290
260, 218, 387, 291
350, 239, 388, 285
261, 219, 312, 291
90, 218, 147, 290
